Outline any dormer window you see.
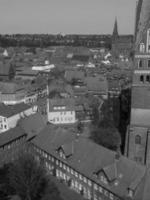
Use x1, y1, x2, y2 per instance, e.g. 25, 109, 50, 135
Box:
128, 189, 134, 198
139, 43, 145, 53
100, 175, 108, 184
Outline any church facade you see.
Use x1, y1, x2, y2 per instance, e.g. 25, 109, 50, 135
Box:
125, 0, 150, 165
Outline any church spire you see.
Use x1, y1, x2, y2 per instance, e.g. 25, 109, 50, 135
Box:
112, 18, 119, 39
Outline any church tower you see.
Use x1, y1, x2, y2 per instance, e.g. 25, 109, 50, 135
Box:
125, 0, 150, 165
112, 18, 119, 40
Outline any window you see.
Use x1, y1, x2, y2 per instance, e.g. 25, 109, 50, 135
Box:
128, 189, 134, 197
83, 177, 87, 183
140, 75, 144, 82
100, 175, 108, 184
79, 174, 83, 180
135, 135, 141, 144
147, 29, 150, 52
88, 180, 92, 187
138, 60, 142, 68
139, 43, 145, 53
110, 193, 114, 200
148, 60, 150, 68
146, 75, 150, 82
94, 184, 98, 190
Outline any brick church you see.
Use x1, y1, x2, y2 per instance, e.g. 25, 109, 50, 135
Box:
111, 18, 133, 58
125, 0, 150, 165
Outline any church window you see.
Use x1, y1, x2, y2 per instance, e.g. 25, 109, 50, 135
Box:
135, 135, 141, 144
139, 43, 145, 53
146, 75, 150, 82
146, 29, 150, 52
140, 75, 144, 82
138, 60, 142, 68
148, 60, 150, 68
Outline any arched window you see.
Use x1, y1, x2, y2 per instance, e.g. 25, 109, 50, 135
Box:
139, 43, 145, 53
148, 60, 150, 68
140, 75, 144, 82
135, 135, 141, 144
146, 75, 150, 82
138, 60, 142, 68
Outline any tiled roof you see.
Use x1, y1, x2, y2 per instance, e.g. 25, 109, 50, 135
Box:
64, 70, 85, 82
85, 75, 108, 92
0, 103, 32, 118
0, 126, 26, 147
32, 126, 146, 198
49, 98, 75, 112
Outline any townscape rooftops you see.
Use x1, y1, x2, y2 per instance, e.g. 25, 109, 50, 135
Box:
32, 125, 146, 198
0, 103, 32, 118
0, 126, 26, 147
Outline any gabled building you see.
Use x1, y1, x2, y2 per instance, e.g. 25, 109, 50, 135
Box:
31, 125, 147, 200
0, 126, 27, 167
47, 98, 77, 124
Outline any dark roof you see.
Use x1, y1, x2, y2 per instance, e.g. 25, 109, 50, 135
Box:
49, 98, 75, 112
85, 75, 108, 93
18, 112, 46, 139
0, 103, 32, 118
0, 126, 26, 147
32, 127, 146, 198
0, 60, 12, 75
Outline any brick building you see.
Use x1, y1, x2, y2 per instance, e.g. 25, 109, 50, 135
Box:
30, 124, 149, 200
125, 0, 150, 165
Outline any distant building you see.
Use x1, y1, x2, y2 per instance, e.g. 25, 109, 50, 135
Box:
111, 18, 133, 58
47, 98, 76, 124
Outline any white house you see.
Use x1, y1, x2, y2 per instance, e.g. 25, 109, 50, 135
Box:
0, 103, 37, 133
47, 98, 77, 124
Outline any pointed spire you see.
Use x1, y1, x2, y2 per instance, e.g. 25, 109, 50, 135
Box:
135, 0, 150, 49
112, 18, 119, 39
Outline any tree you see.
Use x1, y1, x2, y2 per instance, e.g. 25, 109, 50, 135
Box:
91, 126, 121, 151
9, 152, 62, 200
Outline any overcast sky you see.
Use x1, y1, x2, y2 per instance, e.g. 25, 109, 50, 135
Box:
0, 0, 137, 34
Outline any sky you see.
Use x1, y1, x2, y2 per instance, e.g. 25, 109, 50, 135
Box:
0, 0, 137, 34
